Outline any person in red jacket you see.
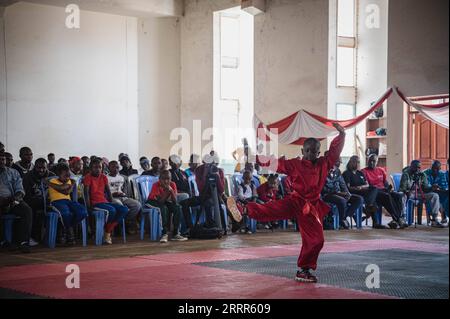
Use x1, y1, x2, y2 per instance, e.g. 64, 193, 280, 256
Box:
362, 154, 408, 229
245, 123, 346, 283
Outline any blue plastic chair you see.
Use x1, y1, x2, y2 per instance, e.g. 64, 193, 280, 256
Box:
135, 175, 162, 241
43, 177, 88, 248
187, 176, 205, 226
390, 173, 402, 192
1, 214, 18, 244
79, 180, 109, 246
323, 202, 340, 230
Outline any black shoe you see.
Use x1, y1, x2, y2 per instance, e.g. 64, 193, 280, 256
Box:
295, 269, 318, 283
373, 223, 388, 229
20, 242, 31, 254
387, 220, 399, 229
398, 218, 409, 229
231, 221, 244, 233
65, 227, 76, 246
339, 220, 350, 230
431, 221, 445, 228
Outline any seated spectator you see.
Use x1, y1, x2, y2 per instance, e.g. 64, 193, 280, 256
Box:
139, 156, 150, 174
23, 158, 55, 245
47, 153, 56, 173
81, 156, 90, 175
101, 157, 110, 175
257, 174, 282, 203
185, 154, 200, 177
4, 152, 13, 168
343, 156, 386, 229
241, 162, 264, 186
83, 158, 129, 244
58, 158, 68, 165
48, 163, 88, 246
424, 160, 448, 224
161, 158, 169, 171
235, 170, 259, 234
399, 160, 444, 228
195, 154, 227, 230
107, 161, 141, 235
12, 146, 34, 178
254, 163, 268, 185
169, 155, 190, 196
362, 154, 408, 229
322, 157, 364, 229
0, 152, 33, 253
119, 154, 138, 177
69, 157, 84, 179
147, 170, 187, 243
142, 157, 162, 177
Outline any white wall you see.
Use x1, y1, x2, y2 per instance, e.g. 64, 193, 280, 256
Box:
254, 0, 329, 158
181, 0, 239, 159
22, 0, 184, 18
387, 0, 449, 173
138, 17, 181, 159
181, 0, 329, 160
2, 2, 139, 162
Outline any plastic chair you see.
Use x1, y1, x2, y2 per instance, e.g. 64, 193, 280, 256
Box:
135, 175, 162, 241
1, 214, 18, 244
80, 182, 123, 246
390, 173, 402, 192
187, 176, 204, 225
323, 202, 339, 230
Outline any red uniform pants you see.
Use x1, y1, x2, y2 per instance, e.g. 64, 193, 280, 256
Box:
247, 195, 326, 270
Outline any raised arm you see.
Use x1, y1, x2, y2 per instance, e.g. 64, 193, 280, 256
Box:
326, 123, 346, 169
256, 155, 297, 176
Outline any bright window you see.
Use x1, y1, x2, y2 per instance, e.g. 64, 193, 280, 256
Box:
336, 103, 356, 158
337, 0, 355, 37
337, 47, 355, 87
336, 0, 356, 87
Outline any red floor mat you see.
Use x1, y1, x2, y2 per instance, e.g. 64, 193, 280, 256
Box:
0, 263, 392, 299
0, 239, 446, 299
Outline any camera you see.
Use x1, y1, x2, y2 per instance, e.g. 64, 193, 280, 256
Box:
412, 171, 422, 183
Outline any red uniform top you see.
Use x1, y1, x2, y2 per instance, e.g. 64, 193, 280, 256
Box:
361, 167, 386, 189
83, 173, 108, 206
148, 181, 178, 201
257, 182, 279, 202
257, 133, 345, 218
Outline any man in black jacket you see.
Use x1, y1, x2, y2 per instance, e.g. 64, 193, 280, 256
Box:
23, 158, 55, 244
322, 156, 363, 229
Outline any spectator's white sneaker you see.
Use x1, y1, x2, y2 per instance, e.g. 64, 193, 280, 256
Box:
103, 232, 113, 245
431, 221, 445, 228
171, 234, 188, 242
160, 234, 169, 243
29, 238, 39, 247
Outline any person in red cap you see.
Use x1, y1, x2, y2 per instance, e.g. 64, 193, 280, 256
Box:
69, 157, 83, 178
244, 123, 346, 283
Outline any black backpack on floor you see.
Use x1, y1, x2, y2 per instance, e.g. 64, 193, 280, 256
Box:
190, 223, 224, 240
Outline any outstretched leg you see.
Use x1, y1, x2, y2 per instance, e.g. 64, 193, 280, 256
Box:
246, 195, 299, 222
